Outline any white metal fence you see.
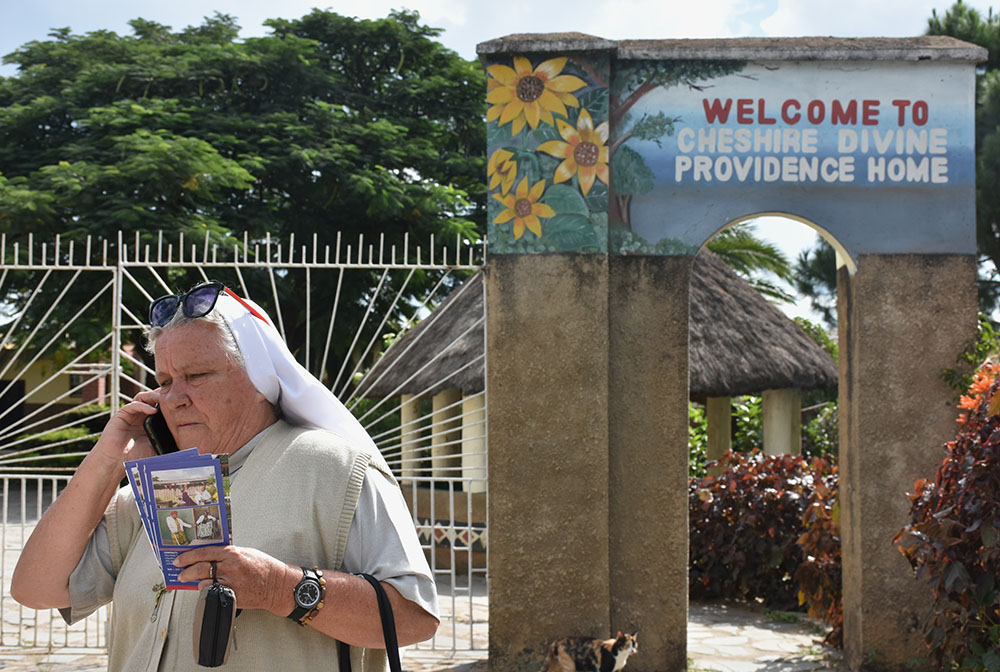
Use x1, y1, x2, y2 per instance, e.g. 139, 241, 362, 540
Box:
0, 231, 487, 654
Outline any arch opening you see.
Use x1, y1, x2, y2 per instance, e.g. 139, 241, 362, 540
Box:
702, 211, 857, 277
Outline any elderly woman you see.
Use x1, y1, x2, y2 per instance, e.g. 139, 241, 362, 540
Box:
11, 282, 438, 670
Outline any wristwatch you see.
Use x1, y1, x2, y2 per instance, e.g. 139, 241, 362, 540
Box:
288, 566, 326, 625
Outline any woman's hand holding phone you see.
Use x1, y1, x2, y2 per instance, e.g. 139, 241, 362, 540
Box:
90, 390, 165, 473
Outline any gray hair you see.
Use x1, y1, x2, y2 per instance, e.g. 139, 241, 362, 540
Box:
143, 305, 245, 369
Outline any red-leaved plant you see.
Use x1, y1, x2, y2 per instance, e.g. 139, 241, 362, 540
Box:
794, 465, 842, 646
894, 363, 1000, 670
689, 450, 839, 628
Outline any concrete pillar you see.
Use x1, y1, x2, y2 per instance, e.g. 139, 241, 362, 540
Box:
762, 388, 802, 455
487, 254, 611, 672
706, 396, 732, 468
839, 254, 977, 671
399, 393, 421, 484
608, 255, 691, 672
431, 389, 462, 477
461, 393, 487, 494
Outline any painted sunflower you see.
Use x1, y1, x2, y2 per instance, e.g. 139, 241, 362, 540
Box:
486, 56, 586, 136
492, 177, 555, 240
487, 148, 517, 195
537, 108, 610, 196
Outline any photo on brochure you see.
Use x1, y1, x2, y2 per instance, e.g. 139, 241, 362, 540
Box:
125, 451, 231, 589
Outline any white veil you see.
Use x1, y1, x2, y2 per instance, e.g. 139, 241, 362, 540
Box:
212, 293, 391, 473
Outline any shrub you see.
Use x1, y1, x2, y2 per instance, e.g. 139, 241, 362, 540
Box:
12, 426, 97, 469
689, 402, 708, 478
895, 363, 1000, 670
794, 464, 842, 646
689, 450, 837, 613
731, 396, 763, 452
802, 401, 838, 459
941, 313, 1000, 399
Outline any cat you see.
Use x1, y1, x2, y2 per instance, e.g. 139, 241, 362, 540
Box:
539, 631, 638, 672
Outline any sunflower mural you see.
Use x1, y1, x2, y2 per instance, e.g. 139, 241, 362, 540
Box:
485, 54, 611, 253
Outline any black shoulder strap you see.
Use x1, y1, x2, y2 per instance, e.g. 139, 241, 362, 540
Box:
337, 573, 402, 672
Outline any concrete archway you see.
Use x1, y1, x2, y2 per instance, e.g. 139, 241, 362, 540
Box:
481, 36, 983, 672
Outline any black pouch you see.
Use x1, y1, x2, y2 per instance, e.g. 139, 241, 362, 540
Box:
193, 581, 237, 667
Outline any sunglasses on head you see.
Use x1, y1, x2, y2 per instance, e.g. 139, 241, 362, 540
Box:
148, 281, 268, 327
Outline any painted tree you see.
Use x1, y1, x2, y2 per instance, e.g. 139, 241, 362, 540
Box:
608, 59, 745, 232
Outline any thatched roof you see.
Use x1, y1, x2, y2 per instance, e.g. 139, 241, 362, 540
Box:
359, 254, 837, 400
689, 251, 837, 400
358, 274, 486, 399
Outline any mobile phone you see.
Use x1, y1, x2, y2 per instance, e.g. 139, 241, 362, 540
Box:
143, 408, 179, 455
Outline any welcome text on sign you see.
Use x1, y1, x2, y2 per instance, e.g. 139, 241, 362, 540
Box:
670, 97, 950, 184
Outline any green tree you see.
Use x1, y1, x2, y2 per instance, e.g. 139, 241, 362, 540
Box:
928, 1, 1000, 315
793, 238, 839, 328
0, 10, 485, 378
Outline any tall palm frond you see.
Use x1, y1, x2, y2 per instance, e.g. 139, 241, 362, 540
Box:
706, 223, 795, 303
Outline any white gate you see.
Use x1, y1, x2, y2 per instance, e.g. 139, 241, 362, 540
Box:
0, 231, 487, 655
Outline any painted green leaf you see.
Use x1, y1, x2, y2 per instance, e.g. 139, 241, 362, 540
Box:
542, 183, 589, 217
578, 88, 610, 122
544, 213, 599, 250
585, 183, 609, 213
529, 123, 562, 145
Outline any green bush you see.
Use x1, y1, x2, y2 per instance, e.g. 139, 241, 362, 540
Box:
731, 396, 763, 451
13, 426, 97, 468
895, 363, 1000, 670
802, 401, 838, 459
688, 402, 708, 478
689, 450, 837, 614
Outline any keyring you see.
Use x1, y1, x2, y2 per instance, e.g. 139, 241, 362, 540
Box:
210, 560, 217, 581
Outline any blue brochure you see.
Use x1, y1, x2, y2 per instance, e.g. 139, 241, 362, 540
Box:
124, 449, 232, 589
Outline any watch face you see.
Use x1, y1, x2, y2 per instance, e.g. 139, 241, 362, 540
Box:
295, 581, 321, 609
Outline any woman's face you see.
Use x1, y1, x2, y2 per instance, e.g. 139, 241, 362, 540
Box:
154, 320, 277, 455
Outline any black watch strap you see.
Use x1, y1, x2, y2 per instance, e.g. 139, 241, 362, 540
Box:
287, 566, 323, 624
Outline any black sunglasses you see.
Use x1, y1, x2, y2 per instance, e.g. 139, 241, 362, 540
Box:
148, 282, 267, 327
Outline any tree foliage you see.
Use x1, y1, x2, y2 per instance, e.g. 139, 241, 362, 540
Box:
927, 1, 1000, 314
793, 238, 838, 329
0, 10, 486, 374
707, 222, 795, 303
0, 10, 484, 244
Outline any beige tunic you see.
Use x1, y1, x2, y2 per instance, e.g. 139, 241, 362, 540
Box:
100, 421, 394, 672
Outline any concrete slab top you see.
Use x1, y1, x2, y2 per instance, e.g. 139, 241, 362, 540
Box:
476, 34, 987, 63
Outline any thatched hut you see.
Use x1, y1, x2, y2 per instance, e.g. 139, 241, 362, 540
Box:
360, 252, 836, 403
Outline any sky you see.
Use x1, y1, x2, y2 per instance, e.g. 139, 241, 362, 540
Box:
0, 0, 993, 321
